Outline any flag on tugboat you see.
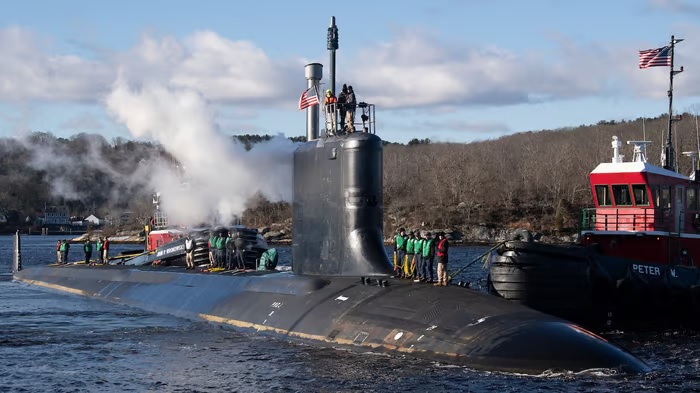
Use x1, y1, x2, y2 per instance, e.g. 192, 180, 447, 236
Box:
298, 86, 320, 110
639, 46, 672, 69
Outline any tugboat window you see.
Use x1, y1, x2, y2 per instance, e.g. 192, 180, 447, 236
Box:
612, 184, 633, 206
654, 185, 672, 208
687, 188, 697, 211
595, 185, 612, 206
632, 184, 649, 206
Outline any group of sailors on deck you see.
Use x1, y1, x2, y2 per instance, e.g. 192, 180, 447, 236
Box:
207, 230, 247, 271
55, 237, 110, 265
393, 228, 450, 286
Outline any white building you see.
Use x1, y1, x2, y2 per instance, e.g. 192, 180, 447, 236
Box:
84, 214, 102, 225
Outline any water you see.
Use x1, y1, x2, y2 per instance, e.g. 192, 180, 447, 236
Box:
1, 235, 699, 392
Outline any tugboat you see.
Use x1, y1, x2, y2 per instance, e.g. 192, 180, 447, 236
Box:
126, 192, 268, 269
488, 36, 700, 331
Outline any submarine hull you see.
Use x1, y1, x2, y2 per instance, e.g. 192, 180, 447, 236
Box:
14, 265, 649, 375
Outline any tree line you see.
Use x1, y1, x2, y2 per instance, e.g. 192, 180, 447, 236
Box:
2, 112, 699, 234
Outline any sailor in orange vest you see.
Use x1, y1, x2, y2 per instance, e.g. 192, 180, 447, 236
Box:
324, 89, 338, 133
434, 232, 449, 286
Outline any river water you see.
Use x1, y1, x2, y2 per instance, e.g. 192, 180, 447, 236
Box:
1, 235, 699, 392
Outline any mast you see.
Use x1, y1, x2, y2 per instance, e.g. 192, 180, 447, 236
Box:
327, 16, 339, 95
664, 35, 684, 171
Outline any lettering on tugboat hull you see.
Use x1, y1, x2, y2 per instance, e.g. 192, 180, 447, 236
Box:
632, 264, 661, 276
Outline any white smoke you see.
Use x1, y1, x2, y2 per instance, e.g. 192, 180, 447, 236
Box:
105, 77, 296, 226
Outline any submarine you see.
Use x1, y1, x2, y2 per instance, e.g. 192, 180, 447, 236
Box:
12, 18, 650, 375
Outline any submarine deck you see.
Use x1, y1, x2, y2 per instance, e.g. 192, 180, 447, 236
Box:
13, 263, 650, 375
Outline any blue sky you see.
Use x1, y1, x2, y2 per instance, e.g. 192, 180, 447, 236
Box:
1, 0, 700, 143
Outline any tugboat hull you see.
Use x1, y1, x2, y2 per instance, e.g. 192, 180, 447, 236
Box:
489, 240, 700, 331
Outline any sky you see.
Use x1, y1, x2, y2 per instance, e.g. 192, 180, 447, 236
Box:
1, 0, 700, 144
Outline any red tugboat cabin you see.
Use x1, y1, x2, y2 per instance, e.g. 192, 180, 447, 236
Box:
580, 137, 700, 266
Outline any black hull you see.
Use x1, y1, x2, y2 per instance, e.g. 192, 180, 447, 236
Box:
489, 241, 700, 331
13, 264, 650, 375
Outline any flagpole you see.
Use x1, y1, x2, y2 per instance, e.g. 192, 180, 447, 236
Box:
665, 35, 685, 172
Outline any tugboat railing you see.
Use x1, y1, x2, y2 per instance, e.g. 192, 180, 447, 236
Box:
581, 207, 681, 233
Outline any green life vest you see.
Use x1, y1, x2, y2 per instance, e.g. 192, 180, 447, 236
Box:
422, 239, 433, 257
414, 239, 423, 254
258, 248, 279, 270
84, 243, 92, 253
96, 241, 103, 251
59, 242, 67, 252
406, 238, 415, 254
209, 236, 216, 248
395, 234, 406, 250
216, 237, 225, 249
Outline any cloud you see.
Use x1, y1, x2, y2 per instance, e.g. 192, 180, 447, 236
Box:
112, 31, 304, 106
342, 28, 700, 109
343, 30, 633, 109
2, 23, 700, 120
0, 27, 304, 107
0, 27, 112, 101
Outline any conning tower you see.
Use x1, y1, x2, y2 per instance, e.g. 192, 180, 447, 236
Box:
293, 50, 391, 277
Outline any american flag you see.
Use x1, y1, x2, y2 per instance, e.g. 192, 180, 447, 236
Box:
639, 46, 672, 69
298, 86, 319, 110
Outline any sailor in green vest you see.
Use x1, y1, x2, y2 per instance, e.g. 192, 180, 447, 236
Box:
59, 240, 68, 264
83, 240, 92, 265
412, 231, 424, 280
95, 238, 104, 266
393, 228, 408, 276
420, 232, 435, 283
216, 231, 227, 268
404, 231, 416, 279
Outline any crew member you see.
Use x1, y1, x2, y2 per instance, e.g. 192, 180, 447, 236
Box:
216, 231, 227, 268
345, 85, 356, 132
413, 231, 424, 281
338, 84, 348, 131
59, 240, 68, 264
225, 234, 235, 270
324, 89, 338, 133
394, 228, 408, 276
185, 234, 195, 270
405, 231, 416, 279
208, 232, 216, 267
102, 237, 110, 265
234, 233, 246, 270
96, 237, 104, 264
421, 232, 435, 283
435, 232, 449, 286
83, 239, 92, 265
56, 240, 62, 264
